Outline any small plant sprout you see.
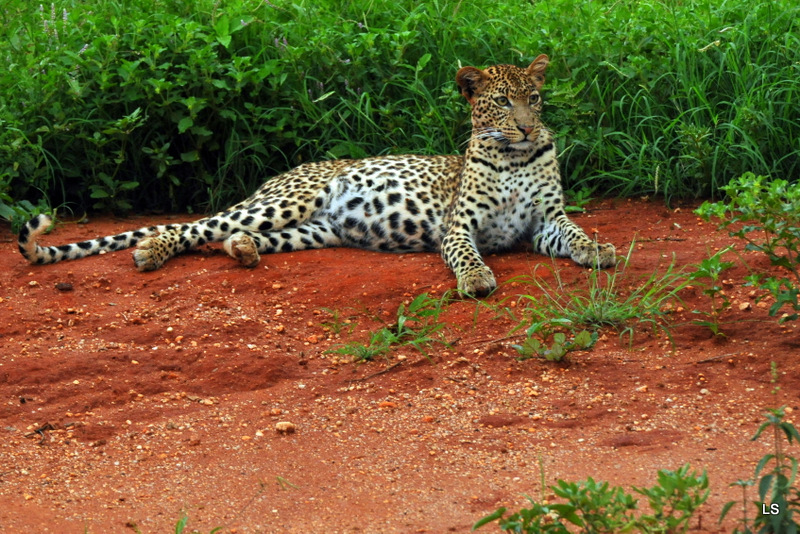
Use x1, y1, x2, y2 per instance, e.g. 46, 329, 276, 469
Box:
511, 319, 597, 362
320, 307, 356, 335
687, 246, 736, 335
326, 293, 450, 362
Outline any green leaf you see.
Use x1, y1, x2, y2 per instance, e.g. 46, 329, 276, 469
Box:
573, 330, 594, 348
89, 188, 110, 199
758, 473, 775, 501
471, 508, 506, 530
212, 79, 231, 90
180, 151, 199, 163
214, 15, 231, 47
417, 53, 432, 71
174, 514, 188, 534
67, 77, 82, 96
0, 203, 16, 220
177, 117, 194, 133
313, 91, 336, 103
190, 125, 214, 137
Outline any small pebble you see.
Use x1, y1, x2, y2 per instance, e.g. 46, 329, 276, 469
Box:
276, 422, 296, 434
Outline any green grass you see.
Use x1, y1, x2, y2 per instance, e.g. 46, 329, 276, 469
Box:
326, 292, 450, 362
511, 244, 691, 346
2, 0, 799, 219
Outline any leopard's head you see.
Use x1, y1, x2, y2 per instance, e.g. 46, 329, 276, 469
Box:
456, 55, 548, 149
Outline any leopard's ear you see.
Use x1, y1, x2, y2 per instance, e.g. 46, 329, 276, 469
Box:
456, 66, 488, 103
526, 54, 549, 90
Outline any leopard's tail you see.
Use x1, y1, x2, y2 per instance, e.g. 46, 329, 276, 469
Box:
18, 214, 167, 266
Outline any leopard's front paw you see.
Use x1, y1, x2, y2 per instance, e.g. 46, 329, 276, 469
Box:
457, 265, 497, 298
224, 232, 260, 268
572, 242, 617, 269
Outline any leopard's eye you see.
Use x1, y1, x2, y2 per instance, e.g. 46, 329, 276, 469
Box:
529, 94, 540, 105
495, 96, 510, 106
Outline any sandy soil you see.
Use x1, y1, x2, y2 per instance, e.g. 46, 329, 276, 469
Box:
1, 198, 798, 533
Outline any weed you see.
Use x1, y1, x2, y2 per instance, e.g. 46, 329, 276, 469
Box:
320, 307, 356, 335
173, 515, 221, 534
511, 320, 597, 362
687, 247, 736, 335
275, 475, 299, 491
564, 186, 595, 213
720, 407, 800, 533
513, 243, 690, 346
633, 464, 710, 533
88, 173, 140, 213
127, 516, 222, 534
328, 337, 392, 363
327, 292, 449, 361
473, 463, 708, 533
770, 362, 782, 396
697, 173, 800, 322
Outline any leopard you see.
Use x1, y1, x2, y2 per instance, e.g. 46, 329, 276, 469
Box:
18, 54, 616, 297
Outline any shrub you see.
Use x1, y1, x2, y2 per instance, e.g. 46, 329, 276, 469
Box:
696, 173, 800, 322
2, 0, 798, 219
473, 463, 708, 533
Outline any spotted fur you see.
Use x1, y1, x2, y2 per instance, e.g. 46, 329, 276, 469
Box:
18, 55, 615, 296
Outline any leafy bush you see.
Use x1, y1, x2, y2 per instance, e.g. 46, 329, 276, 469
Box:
696, 173, 800, 322
473, 464, 708, 533
2, 0, 798, 219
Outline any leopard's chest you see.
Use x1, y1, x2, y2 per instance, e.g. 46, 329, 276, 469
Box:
466, 157, 550, 252
475, 180, 538, 251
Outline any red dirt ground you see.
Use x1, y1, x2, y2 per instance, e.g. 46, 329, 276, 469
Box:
0, 199, 798, 533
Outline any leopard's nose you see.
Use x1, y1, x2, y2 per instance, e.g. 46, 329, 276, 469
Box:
518, 126, 534, 136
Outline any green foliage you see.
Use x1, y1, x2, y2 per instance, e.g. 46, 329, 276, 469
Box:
1, 0, 799, 217
0, 197, 52, 234
511, 320, 597, 362
320, 307, 356, 335
549, 477, 638, 532
564, 187, 594, 213
633, 465, 710, 533
327, 292, 449, 362
687, 247, 736, 335
696, 173, 800, 322
173, 514, 222, 534
721, 407, 800, 533
473, 464, 708, 533
513, 244, 690, 346
127, 514, 222, 534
